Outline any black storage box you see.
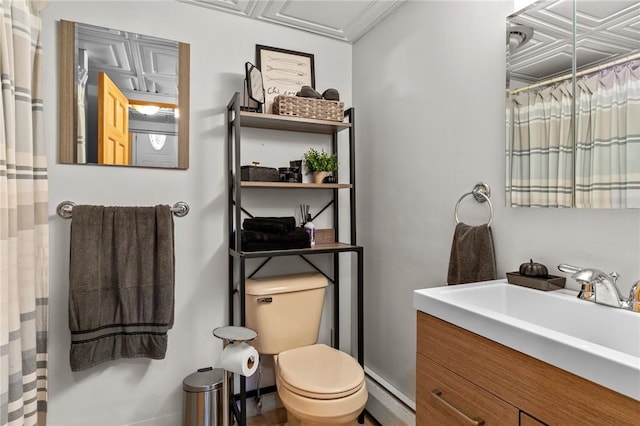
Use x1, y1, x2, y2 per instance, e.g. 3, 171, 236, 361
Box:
278, 167, 302, 183
240, 165, 279, 182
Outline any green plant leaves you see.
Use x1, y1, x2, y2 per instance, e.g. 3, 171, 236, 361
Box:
303, 148, 338, 173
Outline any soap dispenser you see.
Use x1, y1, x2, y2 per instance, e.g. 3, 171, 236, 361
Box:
304, 214, 315, 246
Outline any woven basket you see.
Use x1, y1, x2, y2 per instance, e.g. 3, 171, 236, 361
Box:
273, 95, 344, 122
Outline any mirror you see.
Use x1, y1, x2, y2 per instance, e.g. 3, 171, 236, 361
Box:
506, 0, 640, 208
59, 20, 190, 169
245, 61, 265, 110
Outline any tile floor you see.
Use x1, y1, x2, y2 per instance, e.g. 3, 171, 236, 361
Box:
246, 408, 380, 426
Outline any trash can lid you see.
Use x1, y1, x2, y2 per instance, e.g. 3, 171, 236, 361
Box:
183, 367, 224, 392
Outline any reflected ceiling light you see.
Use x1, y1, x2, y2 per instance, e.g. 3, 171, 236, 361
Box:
149, 134, 167, 151
132, 104, 161, 115
508, 25, 534, 53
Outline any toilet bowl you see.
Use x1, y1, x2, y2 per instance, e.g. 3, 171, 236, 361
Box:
275, 344, 368, 426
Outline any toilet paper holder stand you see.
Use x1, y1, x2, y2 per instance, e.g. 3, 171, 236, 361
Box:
213, 326, 258, 426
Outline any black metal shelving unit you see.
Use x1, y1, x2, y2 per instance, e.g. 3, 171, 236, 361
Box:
226, 92, 364, 426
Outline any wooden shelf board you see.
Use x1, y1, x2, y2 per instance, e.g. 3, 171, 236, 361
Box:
230, 243, 362, 258
236, 111, 351, 134
240, 181, 352, 189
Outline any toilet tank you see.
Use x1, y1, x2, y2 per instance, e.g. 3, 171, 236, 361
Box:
245, 273, 328, 355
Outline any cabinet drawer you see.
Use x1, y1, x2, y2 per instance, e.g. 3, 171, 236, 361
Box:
416, 353, 519, 425
520, 412, 547, 426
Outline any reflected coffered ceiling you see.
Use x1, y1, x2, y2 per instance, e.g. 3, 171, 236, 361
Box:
76, 22, 179, 105
177, 0, 406, 43
509, 0, 640, 84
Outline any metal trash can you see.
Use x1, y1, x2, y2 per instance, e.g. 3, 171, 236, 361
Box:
183, 367, 223, 426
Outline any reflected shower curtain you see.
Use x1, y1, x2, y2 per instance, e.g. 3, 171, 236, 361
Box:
509, 82, 574, 207
0, 1, 49, 425
575, 64, 640, 208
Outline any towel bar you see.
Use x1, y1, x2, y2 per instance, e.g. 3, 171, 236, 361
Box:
56, 200, 190, 219
454, 183, 494, 227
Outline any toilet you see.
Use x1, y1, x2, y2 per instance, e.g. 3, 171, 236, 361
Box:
246, 272, 367, 426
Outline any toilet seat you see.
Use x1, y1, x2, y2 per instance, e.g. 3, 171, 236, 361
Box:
277, 344, 364, 400
277, 377, 368, 425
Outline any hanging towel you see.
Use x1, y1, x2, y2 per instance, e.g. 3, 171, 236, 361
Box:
447, 222, 496, 285
68, 205, 175, 371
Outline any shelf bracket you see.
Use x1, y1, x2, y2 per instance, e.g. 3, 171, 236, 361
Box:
243, 255, 334, 284
231, 200, 255, 219
312, 200, 334, 222
247, 257, 273, 278
299, 255, 335, 283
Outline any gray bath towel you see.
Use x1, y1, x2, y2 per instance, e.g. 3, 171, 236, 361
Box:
68, 205, 175, 371
447, 222, 496, 285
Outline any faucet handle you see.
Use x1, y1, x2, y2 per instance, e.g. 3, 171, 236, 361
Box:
609, 272, 620, 284
628, 281, 640, 313
558, 264, 582, 274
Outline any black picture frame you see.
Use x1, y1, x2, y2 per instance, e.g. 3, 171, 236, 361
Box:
256, 44, 315, 113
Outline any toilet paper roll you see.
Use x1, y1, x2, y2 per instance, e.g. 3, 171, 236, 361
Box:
217, 342, 259, 377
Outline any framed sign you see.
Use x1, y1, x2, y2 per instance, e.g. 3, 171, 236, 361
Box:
256, 44, 315, 113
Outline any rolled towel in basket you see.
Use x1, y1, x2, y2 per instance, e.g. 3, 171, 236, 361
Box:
243, 216, 297, 235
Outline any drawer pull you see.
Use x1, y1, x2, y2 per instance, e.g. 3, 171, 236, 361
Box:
432, 388, 485, 426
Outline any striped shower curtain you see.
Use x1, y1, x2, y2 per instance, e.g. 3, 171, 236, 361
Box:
0, 1, 49, 425
575, 64, 640, 208
508, 81, 574, 207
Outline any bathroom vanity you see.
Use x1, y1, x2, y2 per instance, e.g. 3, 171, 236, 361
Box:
414, 281, 640, 425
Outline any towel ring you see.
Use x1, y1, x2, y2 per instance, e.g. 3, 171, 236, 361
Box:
454, 183, 494, 227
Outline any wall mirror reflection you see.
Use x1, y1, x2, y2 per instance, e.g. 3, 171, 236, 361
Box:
506, 0, 639, 208
245, 61, 265, 112
59, 20, 190, 169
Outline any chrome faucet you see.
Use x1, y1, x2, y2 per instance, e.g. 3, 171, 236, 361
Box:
558, 264, 640, 312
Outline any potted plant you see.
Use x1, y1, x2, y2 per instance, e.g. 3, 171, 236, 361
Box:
303, 148, 338, 184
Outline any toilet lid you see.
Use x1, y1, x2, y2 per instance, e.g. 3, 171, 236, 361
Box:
277, 344, 364, 400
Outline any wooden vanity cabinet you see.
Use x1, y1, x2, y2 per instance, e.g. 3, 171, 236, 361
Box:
520, 412, 547, 426
416, 311, 640, 426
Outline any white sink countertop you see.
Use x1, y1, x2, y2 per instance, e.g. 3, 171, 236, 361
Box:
413, 279, 640, 401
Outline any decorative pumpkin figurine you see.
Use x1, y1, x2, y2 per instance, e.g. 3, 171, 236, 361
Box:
519, 259, 548, 277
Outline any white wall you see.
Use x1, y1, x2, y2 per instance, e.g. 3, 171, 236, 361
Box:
42, 2, 352, 425
353, 0, 640, 404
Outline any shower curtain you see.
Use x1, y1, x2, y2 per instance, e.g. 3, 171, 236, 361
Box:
575, 64, 640, 208
0, 1, 49, 425
509, 62, 640, 208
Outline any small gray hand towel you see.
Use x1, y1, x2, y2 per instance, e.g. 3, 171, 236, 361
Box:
447, 222, 496, 285
68, 205, 175, 371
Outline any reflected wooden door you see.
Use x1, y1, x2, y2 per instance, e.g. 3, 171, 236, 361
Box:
98, 72, 129, 165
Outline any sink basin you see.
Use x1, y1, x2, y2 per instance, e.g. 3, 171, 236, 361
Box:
413, 279, 640, 401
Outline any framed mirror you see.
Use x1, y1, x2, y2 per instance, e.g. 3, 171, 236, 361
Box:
506, 0, 640, 208
59, 20, 190, 169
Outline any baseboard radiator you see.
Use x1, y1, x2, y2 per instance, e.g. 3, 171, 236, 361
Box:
364, 368, 416, 426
